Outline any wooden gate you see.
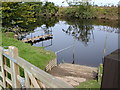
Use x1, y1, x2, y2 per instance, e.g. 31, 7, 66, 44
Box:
0, 46, 73, 88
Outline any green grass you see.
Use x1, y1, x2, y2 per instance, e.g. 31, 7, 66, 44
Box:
2, 32, 56, 70
76, 64, 103, 88
98, 64, 103, 85
76, 80, 100, 88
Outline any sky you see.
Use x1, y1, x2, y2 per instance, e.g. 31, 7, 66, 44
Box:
41, 0, 120, 6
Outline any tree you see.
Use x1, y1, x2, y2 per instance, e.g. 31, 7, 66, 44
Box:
42, 2, 58, 15
2, 2, 59, 32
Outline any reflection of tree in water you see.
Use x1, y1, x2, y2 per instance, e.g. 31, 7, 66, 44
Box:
62, 20, 93, 46
10, 16, 59, 39
19, 16, 59, 32
98, 26, 120, 33
40, 25, 53, 35
3, 16, 59, 36
62, 19, 119, 46
14, 16, 58, 42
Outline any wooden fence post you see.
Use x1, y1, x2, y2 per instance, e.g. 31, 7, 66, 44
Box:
24, 70, 30, 88
101, 49, 120, 88
0, 47, 6, 88
8, 46, 21, 88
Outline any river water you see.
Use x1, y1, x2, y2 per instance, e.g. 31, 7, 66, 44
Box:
21, 18, 119, 67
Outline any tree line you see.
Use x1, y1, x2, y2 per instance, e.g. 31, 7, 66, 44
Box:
2, 2, 59, 32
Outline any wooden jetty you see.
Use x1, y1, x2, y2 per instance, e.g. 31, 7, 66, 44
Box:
0, 46, 73, 88
22, 34, 53, 43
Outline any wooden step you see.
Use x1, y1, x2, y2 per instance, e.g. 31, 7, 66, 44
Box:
48, 63, 98, 86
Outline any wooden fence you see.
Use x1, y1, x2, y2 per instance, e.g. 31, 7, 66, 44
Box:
0, 46, 73, 88
45, 59, 57, 72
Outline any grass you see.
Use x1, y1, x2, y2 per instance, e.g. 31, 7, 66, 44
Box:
76, 64, 103, 88
2, 32, 56, 70
98, 64, 103, 85
76, 80, 100, 88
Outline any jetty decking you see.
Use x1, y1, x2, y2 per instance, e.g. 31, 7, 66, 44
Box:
22, 34, 53, 43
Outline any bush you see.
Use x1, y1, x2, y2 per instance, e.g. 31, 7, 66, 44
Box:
62, 2, 95, 19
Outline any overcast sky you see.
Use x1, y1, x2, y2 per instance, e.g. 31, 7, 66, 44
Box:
41, 0, 120, 6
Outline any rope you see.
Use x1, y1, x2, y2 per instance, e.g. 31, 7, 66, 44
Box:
55, 45, 74, 54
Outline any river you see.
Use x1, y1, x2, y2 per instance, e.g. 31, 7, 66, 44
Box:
20, 18, 119, 67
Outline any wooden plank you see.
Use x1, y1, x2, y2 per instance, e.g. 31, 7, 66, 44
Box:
5, 77, 12, 86
10, 61, 20, 88
0, 47, 6, 88
27, 71, 40, 88
30, 85, 34, 88
0, 72, 2, 77
0, 86, 2, 89
3, 54, 9, 79
24, 71, 30, 88
4, 65, 12, 74
0, 80, 3, 86
37, 80, 46, 89
17, 75, 25, 88
8, 46, 20, 88
22, 34, 53, 42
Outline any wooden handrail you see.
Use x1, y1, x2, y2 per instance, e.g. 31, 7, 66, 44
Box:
0, 46, 73, 88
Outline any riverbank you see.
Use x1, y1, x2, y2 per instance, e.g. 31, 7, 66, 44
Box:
59, 17, 119, 29
58, 6, 118, 21
2, 32, 56, 70
48, 63, 103, 88
48, 63, 98, 87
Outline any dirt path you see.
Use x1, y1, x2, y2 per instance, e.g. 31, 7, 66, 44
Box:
48, 63, 98, 86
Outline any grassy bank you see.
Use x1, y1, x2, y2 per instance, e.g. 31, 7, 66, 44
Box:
76, 80, 100, 88
59, 6, 118, 20
76, 64, 103, 88
2, 32, 56, 70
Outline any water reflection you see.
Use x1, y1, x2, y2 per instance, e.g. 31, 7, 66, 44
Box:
4, 16, 59, 36
62, 24, 93, 46
61, 19, 119, 46
18, 18, 119, 67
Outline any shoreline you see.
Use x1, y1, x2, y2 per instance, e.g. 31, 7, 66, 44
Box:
2, 32, 56, 70
48, 63, 98, 87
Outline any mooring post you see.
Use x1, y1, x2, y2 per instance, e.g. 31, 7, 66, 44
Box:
101, 49, 120, 88
8, 46, 21, 88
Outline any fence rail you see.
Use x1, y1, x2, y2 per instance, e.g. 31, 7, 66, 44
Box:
0, 46, 73, 88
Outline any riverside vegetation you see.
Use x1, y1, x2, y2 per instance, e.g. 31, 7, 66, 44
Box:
2, 2, 118, 33
59, 6, 118, 20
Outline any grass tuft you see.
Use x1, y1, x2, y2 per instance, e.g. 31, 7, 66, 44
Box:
76, 80, 100, 88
